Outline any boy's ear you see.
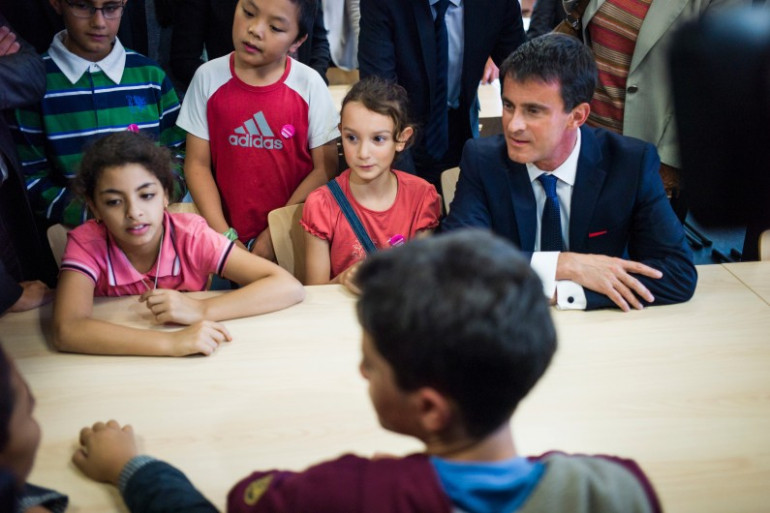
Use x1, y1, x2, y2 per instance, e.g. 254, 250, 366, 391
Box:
49, 0, 63, 15
288, 34, 308, 55
413, 387, 453, 434
396, 126, 414, 152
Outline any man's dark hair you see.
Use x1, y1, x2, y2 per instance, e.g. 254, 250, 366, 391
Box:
288, 0, 317, 42
499, 33, 597, 111
356, 230, 557, 439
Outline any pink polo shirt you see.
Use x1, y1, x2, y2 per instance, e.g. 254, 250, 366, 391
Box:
61, 212, 234, 297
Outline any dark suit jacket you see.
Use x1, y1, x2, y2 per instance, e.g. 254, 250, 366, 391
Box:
442, 127, 697, 309
527, 0, 567, 40
358, 0, 525, 181
0, 12, 57, 312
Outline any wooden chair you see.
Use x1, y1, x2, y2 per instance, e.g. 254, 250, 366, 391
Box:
47, 224, 71, 268
268, 203, 306, 283
440, 166, 461, 213
167, 202, 200, 215
760, 230, 770, 261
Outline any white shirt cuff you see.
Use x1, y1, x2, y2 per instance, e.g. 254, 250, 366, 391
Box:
555, 280, 587, 310
530, 251, 559, 300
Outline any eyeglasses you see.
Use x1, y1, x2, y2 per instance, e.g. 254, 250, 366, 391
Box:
63, 0, 125, 19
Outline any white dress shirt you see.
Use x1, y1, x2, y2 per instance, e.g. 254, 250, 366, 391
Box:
527, 129, 588, 310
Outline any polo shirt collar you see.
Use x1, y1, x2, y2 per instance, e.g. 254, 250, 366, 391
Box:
104, 212, 182, 288
526, 128, 581, 186
48, 30, 126, 85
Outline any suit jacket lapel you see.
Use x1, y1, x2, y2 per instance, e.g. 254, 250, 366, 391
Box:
412, 1, 438, 101
570, 127, 606, 252
505, 160, 538, 252
630, 0, 688, 73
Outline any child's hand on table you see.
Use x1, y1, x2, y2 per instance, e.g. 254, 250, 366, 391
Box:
73, 420, 138, 485
168, 321, 232, 356
140, 289, 207, 325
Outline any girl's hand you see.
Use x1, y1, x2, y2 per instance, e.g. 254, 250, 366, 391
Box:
72, 420, 138, 485
169, 320, 232, 356
337, 261, 362, 295
140, 289, 207, 325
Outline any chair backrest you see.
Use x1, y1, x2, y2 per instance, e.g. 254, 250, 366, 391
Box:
440, 166, 460, 213
268, 203, 306, 283
167, 202, 200, 215
47, 224, 71, 268
760, 230, 770, 261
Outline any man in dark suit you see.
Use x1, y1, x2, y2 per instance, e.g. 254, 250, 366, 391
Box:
358, 0, 525, 188
442, 34, 696, 311
0, 13, 56, 314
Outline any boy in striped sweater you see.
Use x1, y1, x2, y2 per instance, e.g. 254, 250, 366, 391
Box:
11, 0, 185, 227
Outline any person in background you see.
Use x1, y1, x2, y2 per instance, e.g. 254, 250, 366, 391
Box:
71, 230, 661, 512
322, 0, 359, 70
0, 13, 56, 314
442, 34, 697, 311
12, 0, 186, 228
177, 0, 339, 262
302, 77, 440, 291
526, 0, 567, 40
358, 0, 526, 189
170, 0, 331, 92
0, 346, 68, 512
581, 0, 747, 219
53, 132, 304, 357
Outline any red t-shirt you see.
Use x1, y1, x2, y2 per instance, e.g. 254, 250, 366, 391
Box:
177, 54, 340, 242
301, 169, 440, 278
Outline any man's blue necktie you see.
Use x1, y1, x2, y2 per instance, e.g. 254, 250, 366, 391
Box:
537, 173, 564, 251
425, 0, 450, 161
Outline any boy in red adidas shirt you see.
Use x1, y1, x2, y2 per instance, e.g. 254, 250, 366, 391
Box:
177, 0, 339, 260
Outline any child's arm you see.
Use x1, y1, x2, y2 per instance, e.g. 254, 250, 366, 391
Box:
250, 141, 338, 260
53, 271, 232, 357
285, 141, 338, 205
304, 232, 361, 293
184, 133, 231, 236
73, 420, 218, 512
139, 247, 304, 323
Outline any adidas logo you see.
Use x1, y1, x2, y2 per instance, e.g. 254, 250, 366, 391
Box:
229, 112, 284, 149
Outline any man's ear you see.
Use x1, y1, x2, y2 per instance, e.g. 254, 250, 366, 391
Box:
569, 102, 591, 128
289, 34, 309, 55
396, 126, 414, 152
49, 0, 63, 15
412, 387, 453, 434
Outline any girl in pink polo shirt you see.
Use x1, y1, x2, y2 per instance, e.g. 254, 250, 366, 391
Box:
301, 78, 441, 291
53, 132, 305, 357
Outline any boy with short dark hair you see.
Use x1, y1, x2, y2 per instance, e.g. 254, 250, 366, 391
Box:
177, 0, 339, 261
12, 0, 186, 227
73, 230, 661, 513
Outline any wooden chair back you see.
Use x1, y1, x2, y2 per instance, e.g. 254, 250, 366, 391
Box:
268, 203, 306, 283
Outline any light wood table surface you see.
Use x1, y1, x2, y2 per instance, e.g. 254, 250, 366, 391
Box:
723, 261, 770, 305
1, 263, 769, 513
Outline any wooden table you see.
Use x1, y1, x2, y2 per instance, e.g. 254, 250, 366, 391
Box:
1, 263, 769, 513
723, 261, 770, 305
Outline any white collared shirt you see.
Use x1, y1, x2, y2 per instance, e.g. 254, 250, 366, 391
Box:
528, 129, 588, 310
430, 0, 464, 109
48, 30, 127, 85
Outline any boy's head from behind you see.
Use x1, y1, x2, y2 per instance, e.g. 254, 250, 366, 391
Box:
356, 230, 557, 442
49, 0, 126, 62
0, 347, 41, 489
232, 0, 316, 71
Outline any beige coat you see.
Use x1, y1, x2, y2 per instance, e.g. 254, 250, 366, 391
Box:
582, 0, 748, 167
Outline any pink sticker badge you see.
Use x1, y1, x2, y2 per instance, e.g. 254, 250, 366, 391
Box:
280, 124, 296, 139
127, 124, 140, 133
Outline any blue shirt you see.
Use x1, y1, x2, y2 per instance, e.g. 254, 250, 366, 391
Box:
430, 456, 545, 513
